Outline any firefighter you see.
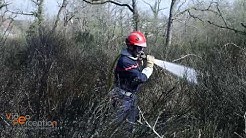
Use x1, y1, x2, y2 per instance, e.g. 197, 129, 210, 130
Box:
111, 31, 155, 132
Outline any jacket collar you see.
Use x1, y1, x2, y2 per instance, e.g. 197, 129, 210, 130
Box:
121, 48, 138, 60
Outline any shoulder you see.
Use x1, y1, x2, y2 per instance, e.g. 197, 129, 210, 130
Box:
118, 55, 136, 66
116, 56, 139, 71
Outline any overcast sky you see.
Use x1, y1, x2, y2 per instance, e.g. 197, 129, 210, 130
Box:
6, 0, 171, 20
6, 0, 61, 19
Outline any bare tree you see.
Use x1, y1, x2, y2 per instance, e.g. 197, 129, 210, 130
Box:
11, 0, 45, 36
31, 0, 44, 30
0, 1, 14, 45
82, 0, 139, 30
52, 0, 68, 32
0, 0, 8, 10
166, 0, 177, 49
131, 0, 138, 30
142, 0, 167, 45
143, 0, 165, 20
180, 1, 246, 35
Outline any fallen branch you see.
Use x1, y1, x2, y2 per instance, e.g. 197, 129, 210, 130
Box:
138, 106, 163, 138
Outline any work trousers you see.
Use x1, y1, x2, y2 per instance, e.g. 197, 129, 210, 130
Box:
109, 87, 139, 132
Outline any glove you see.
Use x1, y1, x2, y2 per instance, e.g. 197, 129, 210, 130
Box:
146, 55, 155, 68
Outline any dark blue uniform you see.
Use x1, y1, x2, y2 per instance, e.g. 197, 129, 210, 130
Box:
115, 49, 147, 92
112, 49, 148, 131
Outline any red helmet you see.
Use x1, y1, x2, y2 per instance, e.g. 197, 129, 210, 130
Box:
126, 31, 147, 47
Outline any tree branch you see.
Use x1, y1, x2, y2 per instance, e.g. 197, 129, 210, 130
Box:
52, 0, 68, 32
172, 54, 202, 62
82, 0, 133, 12
182, 2, 246, 35
207, 20, 246, 35
186, 9, 246, 35
31, 0, 38, 5
0, 114, 11, 127
234, 132, 244, 138
0, 16, 15, 45
214, 2, 228, 27
138, 106, 163, 138
8, 10, 35, 16
244, 111, 246, 134
0, 3, 9, 10
142, 0, 167, 19
223, 43, 244, 50
241, 23, 246, 29
175, 0, 187, 16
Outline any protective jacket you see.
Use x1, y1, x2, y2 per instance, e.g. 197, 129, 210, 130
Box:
114, 49, 148, 93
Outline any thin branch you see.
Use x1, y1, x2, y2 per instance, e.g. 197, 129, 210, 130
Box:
191, 7, 218, 15
172, 54, 202, 62
151, 85, 176, 111
0, 3, 9, 10
175, 8, 189, 17
153, 112, 161, 129
234, 132, 244, 138
138, 106, 163, 138
186, 10, 246, 35
187, 10, 204, 22
52, 0, 68, 31
181, 2, 246, 35
214, 2, 228, 27
223, 43, 244, 50
31, 0, 39, 5
8, 10, 35, 16
142, 0, 153, 11
0, 115, 11, 126
0, 16, 15, 44
64, 13, 75, 26
175, 4, 218, 17
142, 0, 167, 18
198, 129, 202, 138
207, 20, 246, 35
82, 0, 134, 12
241, 23, 246, 29
175, 0, 187, 16
244, 111, 246, 134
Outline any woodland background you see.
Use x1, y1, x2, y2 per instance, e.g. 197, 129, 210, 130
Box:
0, 0, 246, 137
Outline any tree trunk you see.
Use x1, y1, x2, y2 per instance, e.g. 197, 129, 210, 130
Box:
82, 0, 137, 30
166, 0, 176, 49
52, 0, 68, 32
132, 0, 139, 31
36, 0, 44, 31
